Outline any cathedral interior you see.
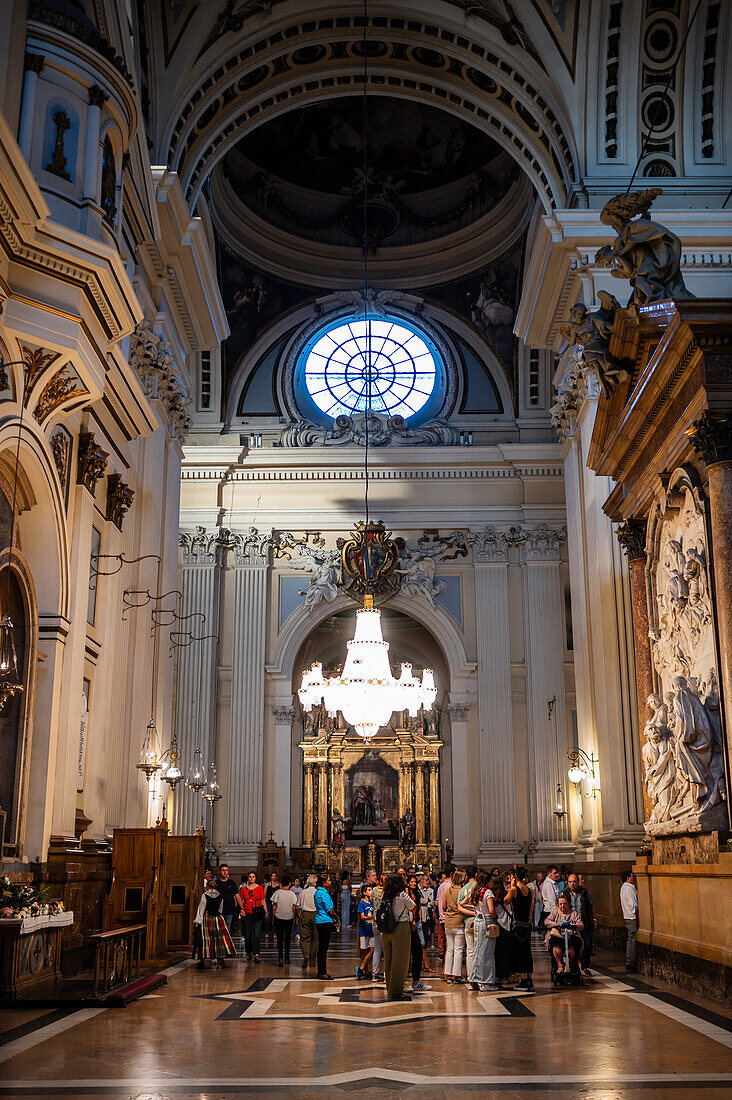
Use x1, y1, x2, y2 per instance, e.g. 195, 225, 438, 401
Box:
0, 0, 730, 1095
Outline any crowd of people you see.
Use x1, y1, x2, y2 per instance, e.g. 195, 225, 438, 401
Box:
191, 861, 640, 988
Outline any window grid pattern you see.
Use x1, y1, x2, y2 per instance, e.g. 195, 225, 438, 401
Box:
303, 319, 437, 420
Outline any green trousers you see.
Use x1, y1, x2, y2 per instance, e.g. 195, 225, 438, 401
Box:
299, 910, 318, 966
381, 920, 411, 999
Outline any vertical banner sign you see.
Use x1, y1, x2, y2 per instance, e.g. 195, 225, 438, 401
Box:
78, 679, 90, 791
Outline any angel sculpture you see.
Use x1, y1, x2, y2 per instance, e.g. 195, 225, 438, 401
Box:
596, 188, 694, 318
286, 544, 341, 609
557, 292, 628, 397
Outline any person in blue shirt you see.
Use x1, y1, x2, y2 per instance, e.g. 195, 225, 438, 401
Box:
356, 884, 375, 979
313, 873, 340, 980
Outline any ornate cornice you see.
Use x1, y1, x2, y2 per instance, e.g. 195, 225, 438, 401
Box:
687, 412, 732, 467
105, 473, 134, 530
616, 519, 647, 562
77, 431, 108, 495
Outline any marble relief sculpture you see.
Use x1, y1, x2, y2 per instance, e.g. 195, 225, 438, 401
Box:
645, 471, 727, 835
596, 188, 694, 318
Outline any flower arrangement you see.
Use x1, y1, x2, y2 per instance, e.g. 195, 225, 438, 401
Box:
0, 875, 65, 918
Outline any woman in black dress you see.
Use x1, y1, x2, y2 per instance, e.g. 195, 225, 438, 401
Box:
492, 874, 514, 989
505, 866, 534, 991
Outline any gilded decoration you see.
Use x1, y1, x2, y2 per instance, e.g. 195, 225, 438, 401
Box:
644, 467, 727, 835
105, 474, 134, 530
76, 432, 108, 495
49, 428, 71, 493
338, 520, 404, 606
33, 366, 88, 425
300, 718, 442, 874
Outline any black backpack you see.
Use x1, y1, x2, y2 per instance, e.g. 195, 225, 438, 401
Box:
375, 898, 397, 934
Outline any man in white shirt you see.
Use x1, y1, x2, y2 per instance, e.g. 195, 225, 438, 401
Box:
297, 874, 318, 970
620, 870, 639, 972
541, 865, 561, 917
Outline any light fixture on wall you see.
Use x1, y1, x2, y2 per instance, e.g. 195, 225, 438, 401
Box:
202, 762, 221, 805
567, 746, 600, 798
160, 731, 183, 788
296, 0, 439, 742
137, 718, 162, 779
186, 747, 207, 793
553, 783, 567, 819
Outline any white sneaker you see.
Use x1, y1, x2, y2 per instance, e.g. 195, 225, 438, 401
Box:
412, 980, 427, 992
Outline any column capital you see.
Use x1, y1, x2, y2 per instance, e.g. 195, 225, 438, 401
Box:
24, 52, 45, 74
228, 526, 275, 566
179, 524, 223, 565
447, 701, 470, 721
468, 524, 524, 563
519, 523, 566, 563
88, 84, 109, 108
615, 519, 647, 562
687, 412, 732, 467
272, 705, 295, 723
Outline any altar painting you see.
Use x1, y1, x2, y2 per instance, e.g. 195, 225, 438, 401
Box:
345, 754, 398, 837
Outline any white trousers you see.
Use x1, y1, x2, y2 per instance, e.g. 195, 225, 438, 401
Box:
444, 926, 466, 977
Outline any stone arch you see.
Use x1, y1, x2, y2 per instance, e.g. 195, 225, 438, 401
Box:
272, 590, 471, 691
162, 13, 578, 211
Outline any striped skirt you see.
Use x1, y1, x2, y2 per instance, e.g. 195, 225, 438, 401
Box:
201, 914, 236, 959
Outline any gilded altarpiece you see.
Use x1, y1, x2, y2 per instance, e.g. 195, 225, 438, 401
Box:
300, 724, 442, 874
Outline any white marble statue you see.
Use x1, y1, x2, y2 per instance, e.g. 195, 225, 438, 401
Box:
642, 694, 676, 824
286, 544, 341, 609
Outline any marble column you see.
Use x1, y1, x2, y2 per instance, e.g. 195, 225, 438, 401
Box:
18, 52, 43, 160
225, 529, 271, 862
689, 414, 732, 750
83, 85, 107, 201
521, 526, 571, 850
616, 520, 655, 823
469, 529, 518, 857
173, 528, 222, 836
447, 701, 471, 860
272, 704, 295, 851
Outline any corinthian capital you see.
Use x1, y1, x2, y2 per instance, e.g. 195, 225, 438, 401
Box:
519, 523, 566, 562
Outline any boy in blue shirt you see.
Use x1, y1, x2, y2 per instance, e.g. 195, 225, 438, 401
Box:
356, 884, 375, 979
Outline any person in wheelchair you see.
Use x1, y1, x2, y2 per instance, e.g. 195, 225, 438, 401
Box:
544, 894, 584, 976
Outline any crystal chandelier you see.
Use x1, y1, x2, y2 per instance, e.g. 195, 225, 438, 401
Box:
299, 596, 437, 741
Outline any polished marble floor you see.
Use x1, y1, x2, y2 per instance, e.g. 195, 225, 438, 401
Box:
1, 929, 731, 1098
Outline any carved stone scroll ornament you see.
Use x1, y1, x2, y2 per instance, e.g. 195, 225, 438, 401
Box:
596, 188, 694, 318
556, 292, 627, 398
279, 412, 461, 448
105, 473, 134, 530
550, 345, 605, 442
179, 525, 220, 565
76, 431, 108, 495
645, 469, 727, 835
130, 324, 192, 441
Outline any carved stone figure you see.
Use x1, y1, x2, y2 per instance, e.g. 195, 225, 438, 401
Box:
668, 675, 718, 813
642, 694, 676, 824
399, 806, 416, 848
557, 292, 627, 397
395, 531, 467, 603
596, 188, 694, 316
279, 412, 461, 448
284, 541, 340, 609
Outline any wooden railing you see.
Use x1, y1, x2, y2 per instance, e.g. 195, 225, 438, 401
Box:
87, 923, 145, 995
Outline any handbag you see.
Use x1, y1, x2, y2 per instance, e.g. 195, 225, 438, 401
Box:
486, 921, 500, 939
247, 888, 265, 921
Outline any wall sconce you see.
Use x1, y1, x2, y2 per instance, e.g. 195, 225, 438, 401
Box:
567, 747, 600, 799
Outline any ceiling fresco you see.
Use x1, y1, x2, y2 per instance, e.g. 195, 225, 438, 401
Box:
218, 96, 519, 249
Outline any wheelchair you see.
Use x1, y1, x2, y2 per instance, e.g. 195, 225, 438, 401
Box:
548, 923, 584, 987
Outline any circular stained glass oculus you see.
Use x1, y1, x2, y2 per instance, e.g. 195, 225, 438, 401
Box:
303, 318, 438, 420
